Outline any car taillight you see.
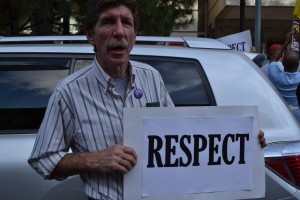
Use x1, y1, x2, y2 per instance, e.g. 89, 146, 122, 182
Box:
266, 155, 300, 186
167, 42, 186, 46
285, 155, 300, 186
264, 141, 300, 188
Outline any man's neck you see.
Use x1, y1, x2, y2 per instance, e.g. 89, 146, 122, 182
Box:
101, 63, 129, 78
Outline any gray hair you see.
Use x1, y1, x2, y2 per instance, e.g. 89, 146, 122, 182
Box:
85, 0, 139, 34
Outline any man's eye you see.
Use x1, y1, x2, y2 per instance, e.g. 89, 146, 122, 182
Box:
123, 20, 134, 27
101, 19, 114, 25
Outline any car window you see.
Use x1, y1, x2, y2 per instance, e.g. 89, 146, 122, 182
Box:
0, 56, 215, 132
131, 56, 215, 106
74, 56, 215, 106
74, 59, 93, 72
0, 58, 70, 132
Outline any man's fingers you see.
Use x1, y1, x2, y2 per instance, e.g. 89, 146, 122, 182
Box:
120, 147, 137, 170
123, 146, 138, 160
112, 145, 137, 173
258, 130, 267, 148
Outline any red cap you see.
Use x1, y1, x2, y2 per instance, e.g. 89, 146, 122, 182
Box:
269, 44, 282, 53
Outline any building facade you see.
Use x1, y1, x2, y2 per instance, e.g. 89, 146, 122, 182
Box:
171, 0, 297, 54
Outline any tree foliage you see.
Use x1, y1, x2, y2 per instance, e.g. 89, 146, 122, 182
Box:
0, 0, 196, 36
0, 0, 87, 35
137, 0, 196, 36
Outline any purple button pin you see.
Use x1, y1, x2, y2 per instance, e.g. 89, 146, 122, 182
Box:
134, 88, 143, 99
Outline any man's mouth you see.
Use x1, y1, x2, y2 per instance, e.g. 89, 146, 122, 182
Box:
108, 39, 129, 52
109, 47, 126, 52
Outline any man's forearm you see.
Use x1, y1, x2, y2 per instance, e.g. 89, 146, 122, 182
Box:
51, 145, 138, 179
271, 31, 293, 62
50, 152, 88, 179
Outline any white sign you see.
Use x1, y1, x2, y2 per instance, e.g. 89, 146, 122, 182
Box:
292, 20, 299, 52
218, 30, 253, 52
123, 106, 265, 200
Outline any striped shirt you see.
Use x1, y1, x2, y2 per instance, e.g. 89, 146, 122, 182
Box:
268, 61, 300, 108
28, 58, 174, 200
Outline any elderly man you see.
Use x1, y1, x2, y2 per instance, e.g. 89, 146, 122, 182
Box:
28, 1, 266, 200
28, 1, 173, 199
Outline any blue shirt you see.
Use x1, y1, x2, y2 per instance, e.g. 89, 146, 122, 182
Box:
268, 62, 300, 107
261, 61, 283, 78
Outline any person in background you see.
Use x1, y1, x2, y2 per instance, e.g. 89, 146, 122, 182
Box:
268, 30, 300, 110
27, 0, 267, 200
252, 53, 267, 68
261, 44, 284, 77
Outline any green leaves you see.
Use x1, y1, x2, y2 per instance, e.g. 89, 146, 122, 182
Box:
137, 0, 196, 36
0, 0, 196, 36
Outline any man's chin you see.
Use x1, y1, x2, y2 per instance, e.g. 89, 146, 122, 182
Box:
109, 55, 129, 64
110, 59, 128, 67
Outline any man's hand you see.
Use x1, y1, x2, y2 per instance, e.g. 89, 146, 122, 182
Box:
258, 130, 267, 148
83, 145, 137, 174
284, 31, 293, 45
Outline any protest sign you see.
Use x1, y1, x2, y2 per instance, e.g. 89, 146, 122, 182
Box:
218, 30, 253, 52
123, 106, 265, 200
292, 20, 299, 52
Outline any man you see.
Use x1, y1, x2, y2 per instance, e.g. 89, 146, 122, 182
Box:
28, 1, 173, 199
268, 31, 300, 109
28, 1, 266, 200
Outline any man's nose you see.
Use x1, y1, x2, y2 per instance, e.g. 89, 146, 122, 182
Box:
113, 20, 125, 37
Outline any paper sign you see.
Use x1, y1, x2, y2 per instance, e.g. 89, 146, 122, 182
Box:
218, 30, 253, 52
143, 116, 253, 196
292, 20, 299, 52
123, 106, 265, 200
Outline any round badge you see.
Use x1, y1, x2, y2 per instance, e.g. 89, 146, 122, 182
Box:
134, 88, 143, 99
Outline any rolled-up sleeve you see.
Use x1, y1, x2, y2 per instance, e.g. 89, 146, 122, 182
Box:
28, 89, 73, 179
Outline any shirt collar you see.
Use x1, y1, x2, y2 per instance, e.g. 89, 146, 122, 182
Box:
128, 62, 136, 89
92, 57, 136, 93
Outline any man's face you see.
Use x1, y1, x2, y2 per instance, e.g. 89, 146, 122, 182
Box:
87, 5, 136, 75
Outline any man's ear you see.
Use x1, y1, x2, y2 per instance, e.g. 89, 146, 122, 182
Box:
86, 31, 95, 46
